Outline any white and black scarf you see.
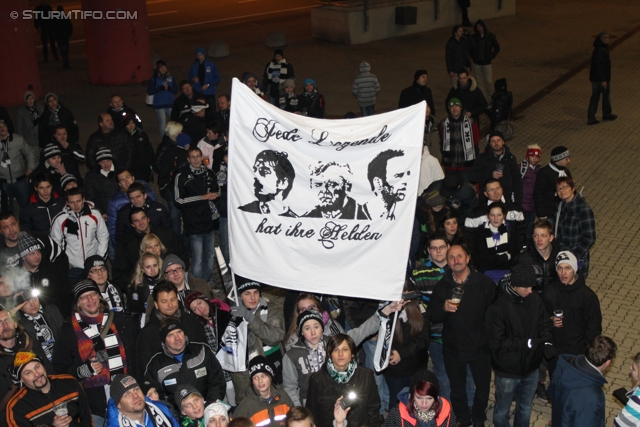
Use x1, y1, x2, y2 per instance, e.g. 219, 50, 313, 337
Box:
306, 339, 325, 373
549, 163, 567, 178
484, 222, 510, 256
190, 165, 220, 219
442, 115, 475, 161
48, 106, 61, 126
101, 282, 124, 312
62, 201, 93, 236
117, 401, 173, 427
23, 309, 55, 361
74, 312, 125, 378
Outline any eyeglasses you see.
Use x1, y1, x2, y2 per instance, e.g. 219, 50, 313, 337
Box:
164, 267, 183, 276
557, 185, 571, 191
89, 267, 107, 275
429, 245, 448, 252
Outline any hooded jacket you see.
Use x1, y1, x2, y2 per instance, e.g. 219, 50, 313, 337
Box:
188, 58, 221, 96
468, 143, 523, 205
589, 36, 611, 83
352, 62, 381, 108
384, 390, 456, 427
533, 163, 572, 218
542, 274, 602, 356
470, 20, 500, 65
147, 70, 179, 109
445, 76, 488, 122
519, 240, 560, 291
0, 133, 38, 183
486, 284, 553, 378
233, 384, 294, 427
548, 354, 607, 427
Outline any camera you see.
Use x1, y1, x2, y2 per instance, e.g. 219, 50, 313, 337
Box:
14, 288, 40, 305
340, 391, 358, 410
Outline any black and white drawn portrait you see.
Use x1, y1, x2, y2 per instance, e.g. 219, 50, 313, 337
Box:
304, 161, 371, 220
365, 149, 410, 220
238, 149, 298, 217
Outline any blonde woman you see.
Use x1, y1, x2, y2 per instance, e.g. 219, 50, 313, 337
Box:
139, 233, 167, 259
127, 252, 163, 327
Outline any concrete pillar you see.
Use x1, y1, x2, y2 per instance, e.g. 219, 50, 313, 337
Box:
0, 0, 41, 105
81, 0, 152, 85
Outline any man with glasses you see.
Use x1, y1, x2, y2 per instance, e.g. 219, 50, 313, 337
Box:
160, 254, 212, 310
136, 280, 207, 374
52, 279, 137, 426
84, 255, 125, 311
0, 306, 53, 412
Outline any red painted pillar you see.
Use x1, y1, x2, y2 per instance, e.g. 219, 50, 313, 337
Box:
81, 0, 152, 85
0, 0, 41, 106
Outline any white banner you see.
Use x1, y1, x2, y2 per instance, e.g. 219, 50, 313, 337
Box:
228, 78, 425, 301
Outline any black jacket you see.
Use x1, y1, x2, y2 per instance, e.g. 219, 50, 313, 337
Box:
17, 304, 65, 354
85, 128, 133, 171
398, 82, 436, 116
445, 36, 472, 73
214, 109, 230, 134
470, 20, 500, 65
470, 221, 521, 273
519, 241, 560, 292
486, 284, 552, 378
427, 269, 495, 361
26, 257, 72, 318
144, 341, 226, 409
542, 274, 602, 355
84, 169, 120, 215
38, 104, 79, 149
107, 104, 140, 129
468, 144, 523, 205
115, 199, 171, 244
125, 127, 155, 182
181, 113, 208, 144
533, 163, 572, 218
384, 311, 430, 379
171, 92, 207, 124
136, 308, 207, 374
589, 36, 611, 82
52, 311, 138, 417
445, 77, 488, 122
19, 193, 65, 234
306, 364, 381, 427
156, 135, 188, 192
174, 163, 220, 236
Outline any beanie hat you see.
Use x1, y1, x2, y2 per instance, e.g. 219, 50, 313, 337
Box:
448, 98, 462, 108
236, 276, 261, 295
60, 173, 78, 190
174, 384, 203, 409
509, 263, 537, 288
249, 355, 275, 380
423, 190, 446, 208
283, 79, 295, 89
410, 368, 440, 393
413, 69, 428, 81
95, 147, 113, 163
274, 48, 284, 57
204, 402, 230, 423
297, 310, 324, 336
551, 146, 570, 162
73, 279, 100, 302
23, 91, 36, 103
176, 133, 192, 149
488, 130, 504, 141
84, 255, 106, 276
196, 47, 206, 56
110, 374, 139, 406
11, 352, 43, 384
526, 144, 541, 158
440, 174, 460, 198
303, 78, 316, 88
184, 290, 207, 311
241, 72, 258, 84
162, 254, 186, 274
18, 232, 42, 258
44, 92, 59, 103
556, 251, 578, 273
43, 143, 62, 161
160, 318, 183, 343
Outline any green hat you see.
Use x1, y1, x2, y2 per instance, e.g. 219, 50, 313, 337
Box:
448, 98, 462, 108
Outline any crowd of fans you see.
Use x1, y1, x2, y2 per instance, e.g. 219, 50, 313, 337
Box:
0, 15, 635, 427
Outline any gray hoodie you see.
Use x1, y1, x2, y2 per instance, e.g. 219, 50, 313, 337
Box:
352, 61, 381, 107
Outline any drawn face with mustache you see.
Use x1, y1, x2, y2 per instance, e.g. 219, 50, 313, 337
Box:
252, 158, 288, 201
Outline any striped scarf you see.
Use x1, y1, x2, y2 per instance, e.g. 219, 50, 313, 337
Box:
484, 222, 510, 256
442, 115, 475, 161
72, 311, 128, 388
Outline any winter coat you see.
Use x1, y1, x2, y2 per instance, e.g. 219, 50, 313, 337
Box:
548, 354, 607, 427
16, 103, 43, 148
145, 341, 226, 407
418, 147, 445, 196
107, 104, 141, 129
384, 391, 455, 427
84, 169, 120, 215
52, 311, 138, 417
470, 221, 520, 273
233, 385, 294, 427
489, 78, 513, 124
468, 144, 523, 205
398, 82, 436, 117
17, 304, 65, 352
182, 113, 208, 144
445, 76, 488, 122
427, 269, 495, 361
486, 284, 552, 378
0, 133, 38, 183
106, 180, 157, 243
38, 104, 79, 148
283, 312, 382, 406
470, 21, 500, 65
554, 193, 596, 275
589, 36, 611, 83
147, 71, 179, 109
352, 62, 381, 107
306, 364, 381, 427
19, 193, 65, 234
156, 134, 189, 192
126, 127, 155, 182
28, 255, 72, 317
279, 92, 308, 114
519, 241, 560, 292
437, 115, 480, 170
115, 199, 171, 244
302, 90, 325, 118
0, 231, 66, 271
106, 397, 179, 427
85, 128, 133, 171
30, 158, 83, 195
384, 310, 430, 379
445, 36, 472, 73
189, 58, 221, 96
519, 160, 540, 212
542, 274, 602, 356
263, 58, 295, 99
174, 163, 220, 235
533, 163, 572, 218
171, 92, 208, 123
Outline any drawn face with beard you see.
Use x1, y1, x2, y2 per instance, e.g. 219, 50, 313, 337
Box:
252, 158, 288, 201
311, 165, 350, 213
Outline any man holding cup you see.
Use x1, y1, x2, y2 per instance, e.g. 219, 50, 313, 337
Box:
6, 351, 92, 427
427, 245, 495, 427
542, 251, 602, 377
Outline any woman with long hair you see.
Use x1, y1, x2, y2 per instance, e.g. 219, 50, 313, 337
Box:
614, 352, 640, 427
438, 211, 466, 247
383, 369, 456, 427
139, 233, 167, 259
127, 252, 163, 327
